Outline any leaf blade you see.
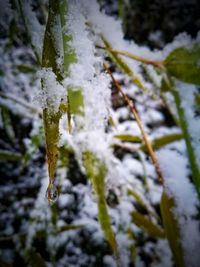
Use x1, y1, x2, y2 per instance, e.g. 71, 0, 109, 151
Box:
131, 211, 165, 239
165, 44, 200, 85
160, 191, 185, 267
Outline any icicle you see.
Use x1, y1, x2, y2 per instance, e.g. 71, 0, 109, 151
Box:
45, 180, 58, 204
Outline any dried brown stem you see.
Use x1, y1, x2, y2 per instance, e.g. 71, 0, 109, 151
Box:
104, 63, 164, 184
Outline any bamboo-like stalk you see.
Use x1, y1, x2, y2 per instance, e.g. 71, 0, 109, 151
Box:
104, 63, 164, 185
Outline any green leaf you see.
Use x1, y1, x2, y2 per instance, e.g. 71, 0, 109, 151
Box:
41, 1, 64, 181
108, 115, 116, 128
129, 243, 137, 265
114, 134, 142, 143
1, 108, 15, 141
165, 44, 200, 85
160, 191, 185, 267
160, 76, 172, 92
0, 150, 22, 161
83, 151, 120, 261
57, 224, 83, 233
118, 0, 124, 21
68, 88, 84, 115
131, 211, 165, 238
43, 109, 61, 180
16, 64, 36, 73
59, 0, 77, 75
140, 133, 183, 151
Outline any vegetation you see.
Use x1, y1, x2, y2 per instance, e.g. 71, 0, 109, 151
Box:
0, 0, 200, 266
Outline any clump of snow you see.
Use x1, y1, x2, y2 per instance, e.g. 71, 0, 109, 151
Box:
38, 68, 66, 113
62, 1, 111, 134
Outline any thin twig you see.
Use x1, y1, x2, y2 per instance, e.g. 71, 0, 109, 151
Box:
98, 45, 164, 67
104, 63, 164, 184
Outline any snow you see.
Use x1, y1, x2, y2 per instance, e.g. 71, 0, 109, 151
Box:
38, 68, 66, 113
0, 0, 12, 31
175, 81, 200, 168
104, 255, 117, 267
62, 1, 112, 134
150, 240, 172, 267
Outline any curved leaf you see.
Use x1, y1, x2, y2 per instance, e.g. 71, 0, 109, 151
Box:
140, 133, 183, 151
57, 224, 83, 233
131, 211, 165, 238
165, 44, 200, 85
114, 134, 142, 143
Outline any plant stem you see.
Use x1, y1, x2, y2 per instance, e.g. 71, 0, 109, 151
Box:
104, 63, 164, 185
98, 45, 164, 67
